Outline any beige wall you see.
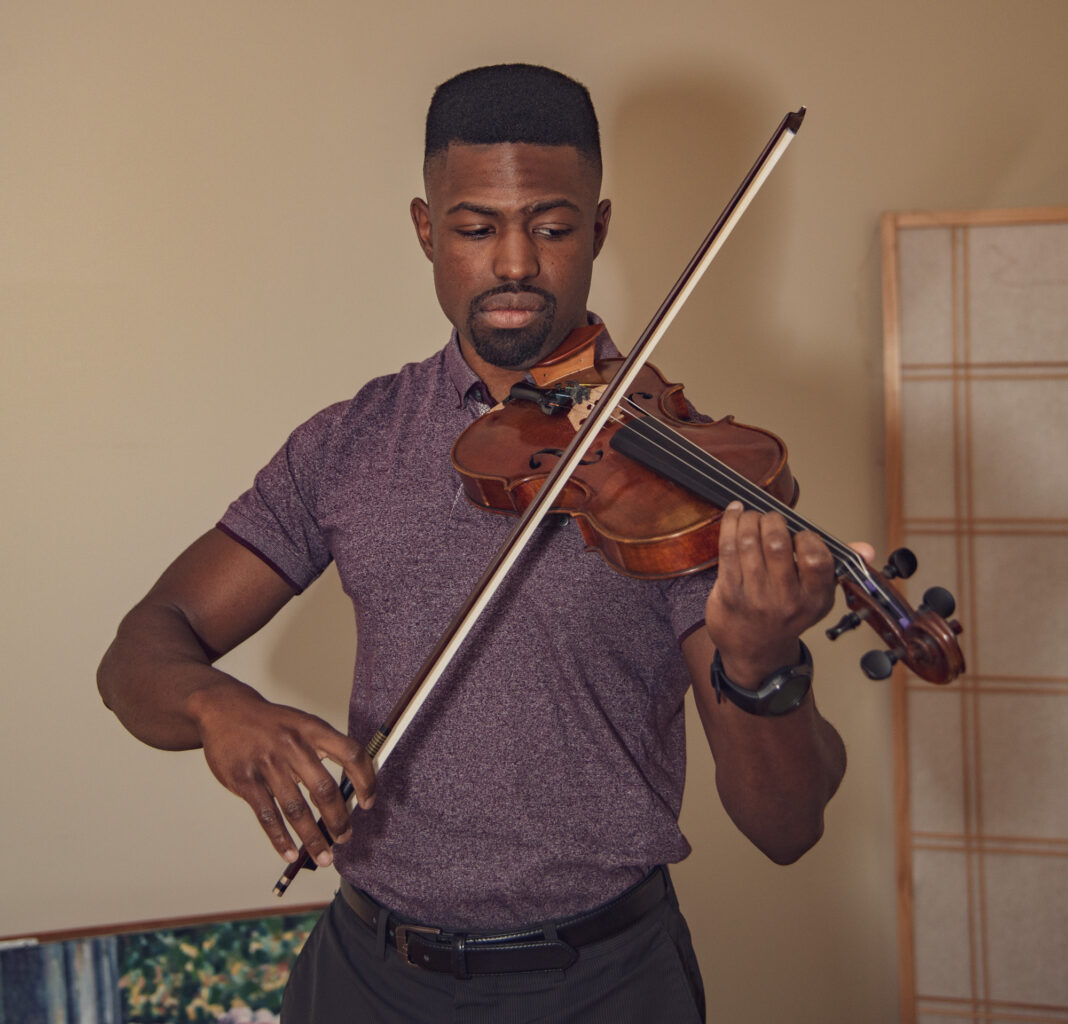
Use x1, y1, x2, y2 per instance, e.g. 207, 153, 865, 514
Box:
2, 1, 1064, 1020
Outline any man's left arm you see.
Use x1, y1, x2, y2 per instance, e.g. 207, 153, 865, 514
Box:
681, 502, 868, 864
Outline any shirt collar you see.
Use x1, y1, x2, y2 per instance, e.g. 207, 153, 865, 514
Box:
443, 329, 485, 408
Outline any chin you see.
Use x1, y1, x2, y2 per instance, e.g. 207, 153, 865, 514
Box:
469, 324, 555, 370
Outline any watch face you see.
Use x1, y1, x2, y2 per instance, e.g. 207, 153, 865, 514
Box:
712, 645, 812, 716
764, 677, 809, 715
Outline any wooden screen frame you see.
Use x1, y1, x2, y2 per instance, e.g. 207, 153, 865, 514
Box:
882, 206, 1068, 1024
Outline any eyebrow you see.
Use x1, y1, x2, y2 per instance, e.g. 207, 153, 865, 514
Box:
444, 198, 582, 217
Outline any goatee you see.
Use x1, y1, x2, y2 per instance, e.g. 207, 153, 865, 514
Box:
466, 285, 558, 369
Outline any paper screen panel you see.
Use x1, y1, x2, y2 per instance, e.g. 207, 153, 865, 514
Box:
882, 208, 1068, 1024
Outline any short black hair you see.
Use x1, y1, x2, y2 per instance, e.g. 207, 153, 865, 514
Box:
424, 64, 601, 175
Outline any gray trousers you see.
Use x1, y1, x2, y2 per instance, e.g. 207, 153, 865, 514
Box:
281, 870, 706, 1023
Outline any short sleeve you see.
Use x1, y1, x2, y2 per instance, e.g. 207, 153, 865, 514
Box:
660, 564, 717, 643
217, 408, 340, 592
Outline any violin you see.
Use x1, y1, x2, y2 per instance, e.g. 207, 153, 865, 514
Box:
452, 322, 796, 580
273, 106, 964, 896
452, 322, 965, 686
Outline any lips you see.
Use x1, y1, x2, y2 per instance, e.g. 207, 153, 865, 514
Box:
478, 293, 545, 313
475, 291, 546, 328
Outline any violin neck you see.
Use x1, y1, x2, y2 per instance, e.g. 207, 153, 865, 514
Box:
610, 415, 863, 580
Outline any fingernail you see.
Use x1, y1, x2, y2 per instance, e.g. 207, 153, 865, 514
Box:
335, 830, 352, 845
316, 850, 332, 867
283, 849, 298, 863
726, 501, 743, 511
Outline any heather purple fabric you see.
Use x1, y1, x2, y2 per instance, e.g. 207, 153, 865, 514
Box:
219, 326, 716, 931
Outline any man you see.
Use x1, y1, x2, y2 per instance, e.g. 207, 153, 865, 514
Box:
99, 64, 853, 1022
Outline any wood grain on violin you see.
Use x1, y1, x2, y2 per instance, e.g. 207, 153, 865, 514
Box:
451, 324, 797, 580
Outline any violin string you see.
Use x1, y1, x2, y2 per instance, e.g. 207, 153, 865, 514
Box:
618, 410, 910, 614
610, 400, 883, 596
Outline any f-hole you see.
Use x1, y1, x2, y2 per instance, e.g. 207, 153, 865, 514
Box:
529, 448, 604, 470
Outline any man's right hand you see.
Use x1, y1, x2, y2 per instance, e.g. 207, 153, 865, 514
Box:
98, 527, 373, 865
189, 680, 375, 866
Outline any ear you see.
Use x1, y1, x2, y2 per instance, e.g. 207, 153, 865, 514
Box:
592, 199, 612, 258
410, 198, 434, 261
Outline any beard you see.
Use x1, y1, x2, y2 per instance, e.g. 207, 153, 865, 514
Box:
465, 284, 558, 370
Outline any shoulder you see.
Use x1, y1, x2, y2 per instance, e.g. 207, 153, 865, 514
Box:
289, 346, 452, 449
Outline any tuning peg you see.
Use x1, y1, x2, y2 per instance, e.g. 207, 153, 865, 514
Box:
860, 648, 903, 680
920, 586, 956, 618
882, 547, 918, 580
826, 611, 862, 640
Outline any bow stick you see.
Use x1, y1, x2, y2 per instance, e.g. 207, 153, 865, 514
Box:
274, 107, 807, 895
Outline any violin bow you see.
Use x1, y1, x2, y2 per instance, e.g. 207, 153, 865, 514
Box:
274, 107, 807, 895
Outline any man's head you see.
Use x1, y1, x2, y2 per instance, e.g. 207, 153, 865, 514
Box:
412, 65, 610, 376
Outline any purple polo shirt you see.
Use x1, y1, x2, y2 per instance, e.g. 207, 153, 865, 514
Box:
219, 326, 716, 930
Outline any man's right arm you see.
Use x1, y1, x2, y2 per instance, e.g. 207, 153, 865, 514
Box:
97, 527, 375, 867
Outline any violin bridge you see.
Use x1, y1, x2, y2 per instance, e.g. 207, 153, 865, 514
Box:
567, 384, 606, 432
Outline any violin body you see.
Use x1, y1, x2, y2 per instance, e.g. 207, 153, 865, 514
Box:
452, 356, 797, 580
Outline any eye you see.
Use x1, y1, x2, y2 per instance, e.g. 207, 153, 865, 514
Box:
534, 225, 575, 240
455, 225, 493, 239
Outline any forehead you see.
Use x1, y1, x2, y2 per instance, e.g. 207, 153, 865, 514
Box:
424, 142, 600, 212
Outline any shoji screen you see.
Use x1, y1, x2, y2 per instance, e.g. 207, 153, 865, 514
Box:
882, 208, 1068, 1024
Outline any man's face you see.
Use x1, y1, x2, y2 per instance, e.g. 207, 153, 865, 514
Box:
411, 143, 611, 370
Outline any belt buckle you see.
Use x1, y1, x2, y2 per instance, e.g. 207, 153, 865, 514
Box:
394, 923, 441, 967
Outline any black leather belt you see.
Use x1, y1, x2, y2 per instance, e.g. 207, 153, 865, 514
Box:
339, 867, 668, 977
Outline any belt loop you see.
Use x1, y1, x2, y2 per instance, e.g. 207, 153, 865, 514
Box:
452, 934, 471, 980
375, 905, 391, 959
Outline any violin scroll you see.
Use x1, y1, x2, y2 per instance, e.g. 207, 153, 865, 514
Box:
828, 552, 964, 684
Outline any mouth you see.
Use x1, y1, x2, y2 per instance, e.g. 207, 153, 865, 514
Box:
474, 291, 547, 330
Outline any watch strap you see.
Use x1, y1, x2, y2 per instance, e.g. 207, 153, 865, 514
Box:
710, 640, 813, 716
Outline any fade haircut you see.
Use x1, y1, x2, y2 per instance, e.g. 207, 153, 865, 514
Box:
424, 64, 601, 178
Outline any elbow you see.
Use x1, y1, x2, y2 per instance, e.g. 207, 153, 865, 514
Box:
758, 814, 826, 865
96, 643, 119, 711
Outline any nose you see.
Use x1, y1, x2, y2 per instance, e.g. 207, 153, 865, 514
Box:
493, 226, 539, 282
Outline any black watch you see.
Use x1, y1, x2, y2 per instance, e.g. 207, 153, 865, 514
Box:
710, 640, 813, 716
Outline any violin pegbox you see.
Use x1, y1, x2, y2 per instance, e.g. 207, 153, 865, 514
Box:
827, 547, 965, 684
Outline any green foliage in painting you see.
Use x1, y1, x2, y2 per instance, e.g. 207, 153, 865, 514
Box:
117, 912, 319, 1022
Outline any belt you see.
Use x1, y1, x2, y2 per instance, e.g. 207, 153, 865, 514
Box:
339, 866, 668, 977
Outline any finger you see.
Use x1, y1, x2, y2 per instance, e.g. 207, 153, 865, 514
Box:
310, 722, 377, 814
279, 736, 361, 851
227, 770, 302, 864
733, 508, 770, 590
848, 540, 876, 565
262, 765, 337, 867
794, 531, 837, 619
325, 742, 377, 815
758, 511, 796, 594
715, 501, 745, 592
289, 716, 375, 829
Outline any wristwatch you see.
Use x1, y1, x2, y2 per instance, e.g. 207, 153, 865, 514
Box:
710, 640, 813, 716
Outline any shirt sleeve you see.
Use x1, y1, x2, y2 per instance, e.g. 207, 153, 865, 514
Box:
660, 564, 717, 643
217, 408, 338, 593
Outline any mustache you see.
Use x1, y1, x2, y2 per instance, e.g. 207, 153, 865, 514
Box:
470, 283, 557, 310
